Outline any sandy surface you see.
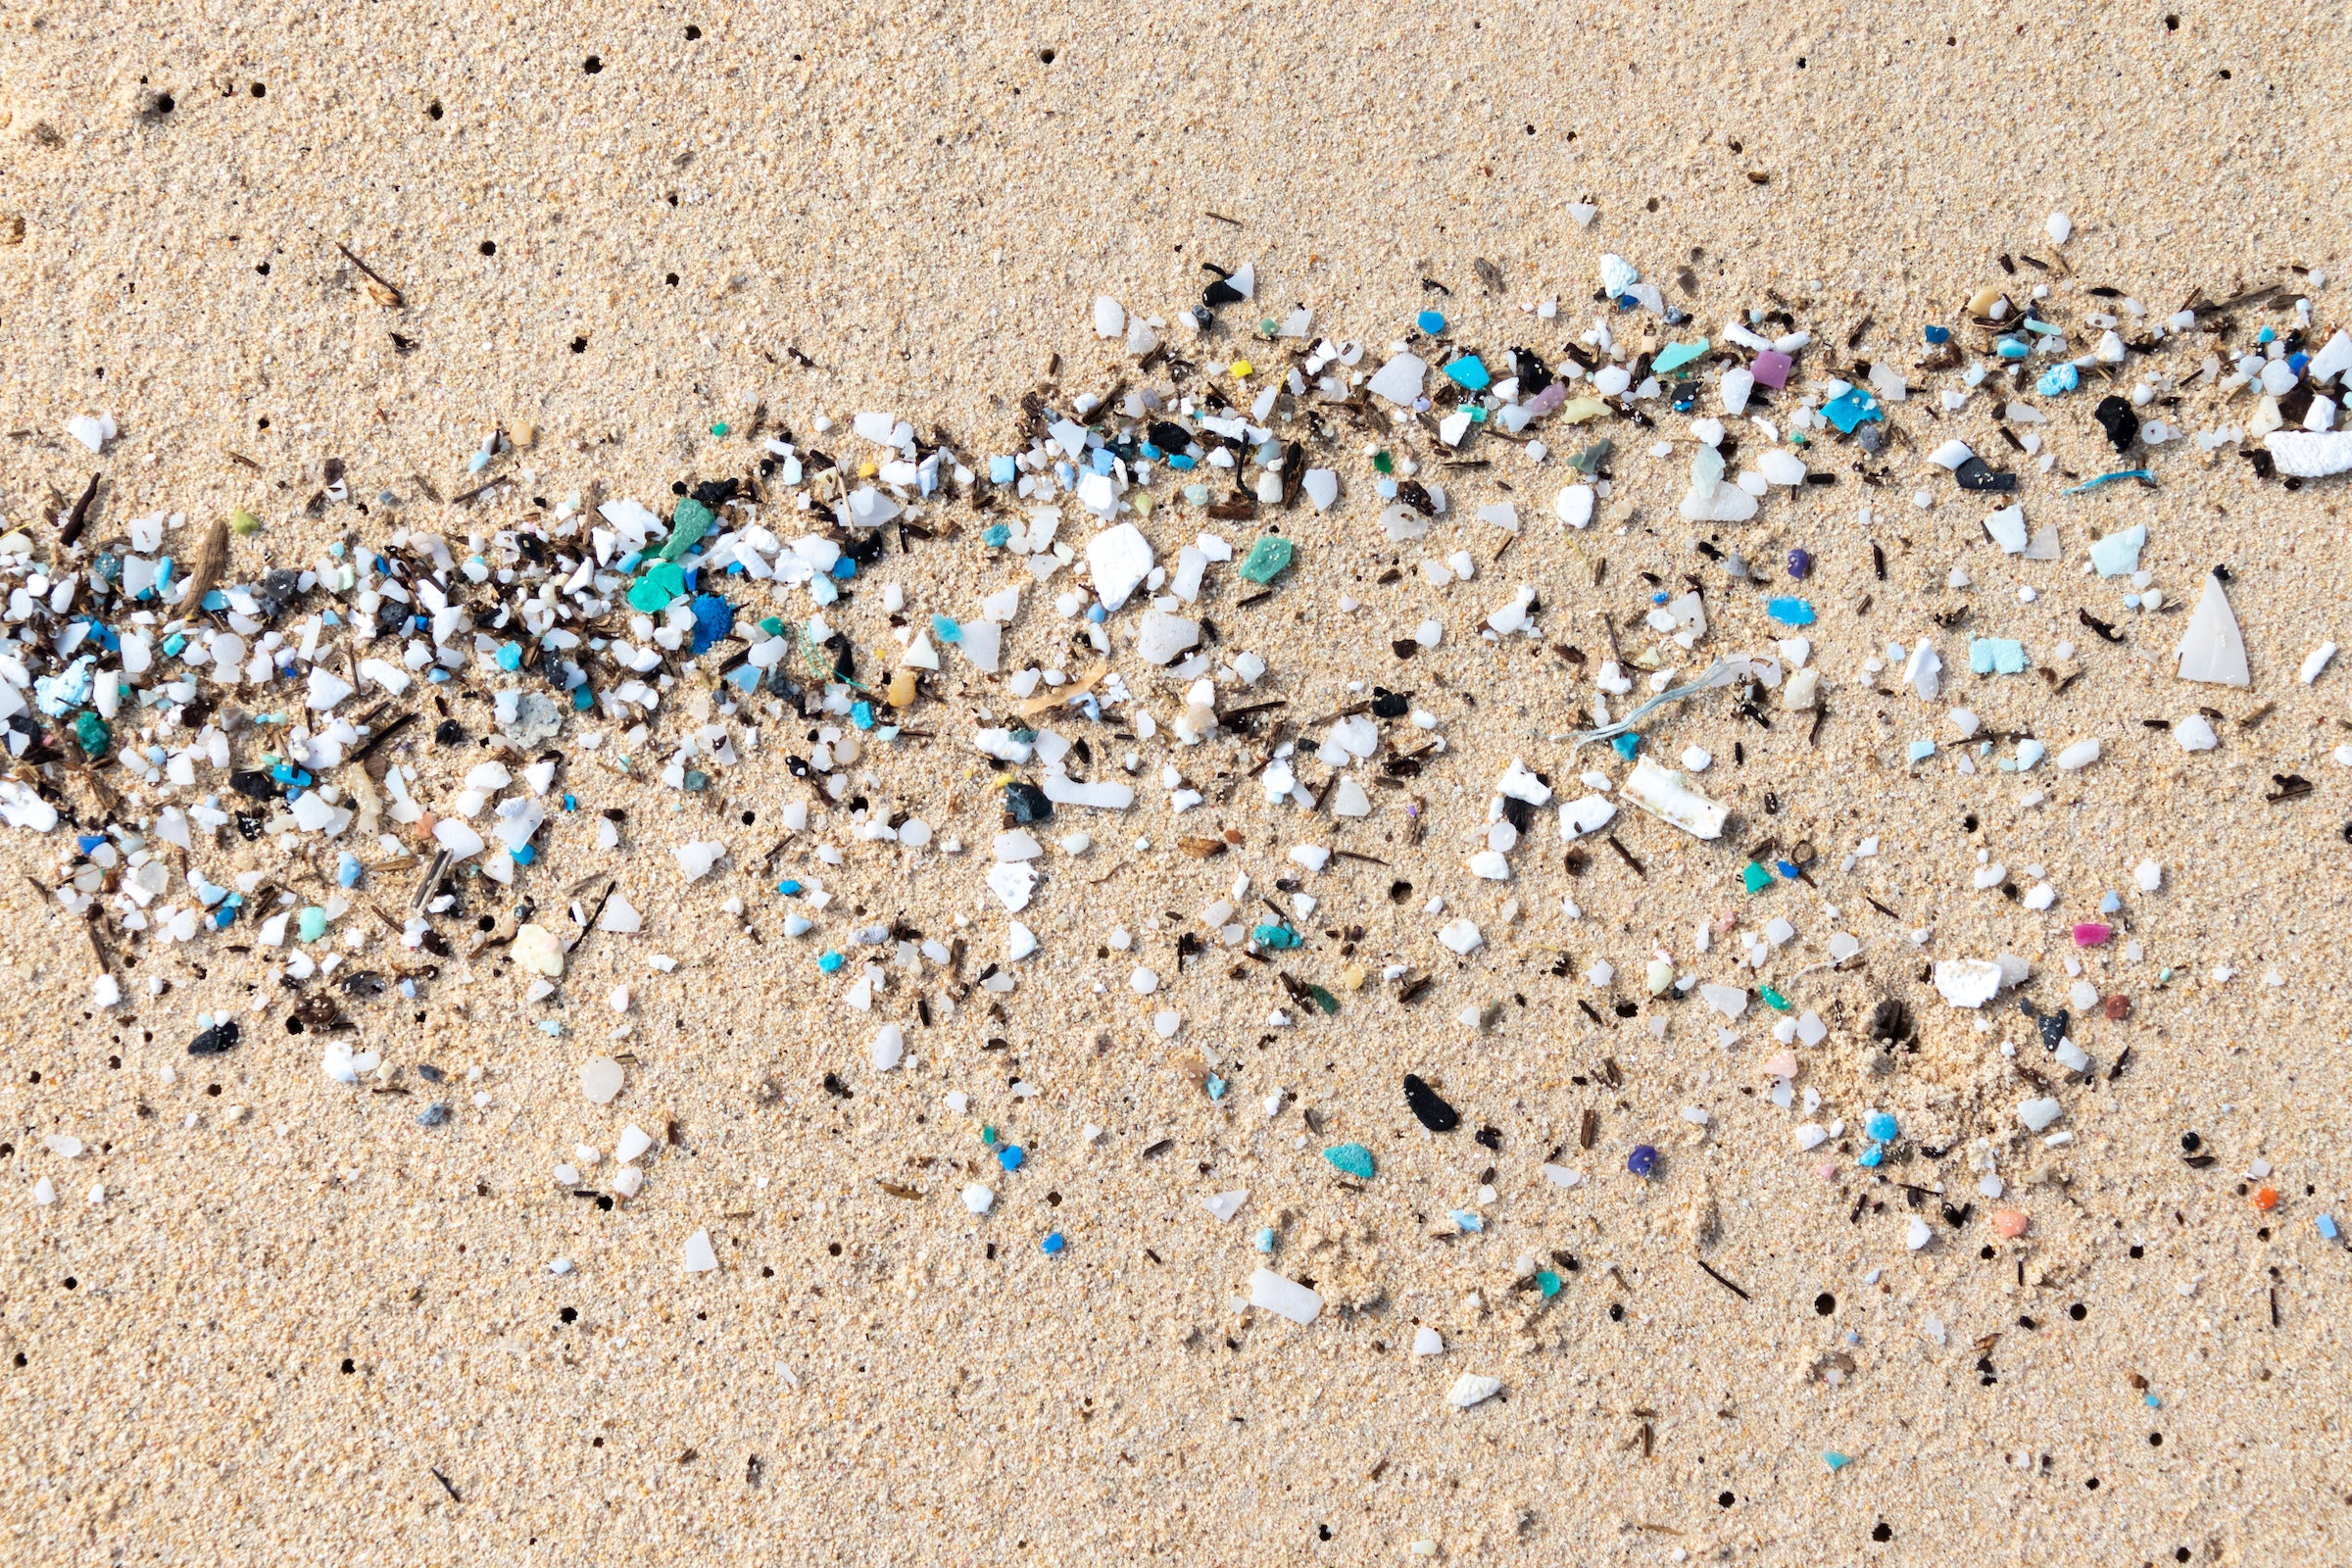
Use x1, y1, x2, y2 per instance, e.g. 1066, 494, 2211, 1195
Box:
3, 5, 2350, 1563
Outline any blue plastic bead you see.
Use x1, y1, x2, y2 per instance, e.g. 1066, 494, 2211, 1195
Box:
1086, 604, 1106, 623
1864, 1111, 1899, 1143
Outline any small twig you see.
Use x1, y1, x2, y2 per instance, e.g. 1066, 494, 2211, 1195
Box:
336, 242, 406, 308
59, 472, 100, 548
344, 710, 416, 765
1694, 1258, 1750, 1301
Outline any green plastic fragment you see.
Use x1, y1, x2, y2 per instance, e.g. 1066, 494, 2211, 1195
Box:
710, 422, 730, 437
1759, 985, 1791, 1012
1567, 438, 1613, 474
297, 906, 328, 943
981, 1125, 998, 1147
1741, 861, 1772, 895
73, 710, 111, 759
1537, 1270, 1562, 1298
1305, 983, 1339, 1016
1323, 1143, 1376, 1179
654, 497, 716, 564
1372, 450, 1395, 474
625, 560, 689, 612
1239, 535, 1294, 585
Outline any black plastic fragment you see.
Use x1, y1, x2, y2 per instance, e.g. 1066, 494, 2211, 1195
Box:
1402, 1073, 1460, 1133
2092, 395, 2139, 454
1953, 456, 2018, 493
188, 1020, 242, 1056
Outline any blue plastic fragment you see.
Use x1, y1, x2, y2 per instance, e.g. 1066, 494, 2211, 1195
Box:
1907, 740, 1937, 763
1857, 1145, 1885, 1168
983, 522, 1011, 547
1766, 598, 1816, 626
1825, 1451, 1852, 1472
688, 594, 735, 656
1924, 324, 1950, 345
2035, 363, 2081, 397
1996, 337, 2030, 360
817, 950, 846, 973
1611, 732, 1641, 761
999, 1145, 1026, 1172
2320, 1214, 2340, 1241
1416, 309, 1446, 334
1042, 1232, 1066, 1255
1253, 1228, 1276, 1253
1775, 859, 1800, 881
1627, 1145, 1658, 1178
1970, 637, 2028, 674
2064, 468, 2154, 495
989, 455, 1016, 484
1864, 1111, 1899, 1143
1449, 1209, 1485, 1233
931, 613, 962, 643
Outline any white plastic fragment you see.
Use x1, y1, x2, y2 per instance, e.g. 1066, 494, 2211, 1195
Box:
1933, 959, 2005, 1009
2018, 1098, 2065, 1134
2176, 573, 2250, 687
1368, 354, 1427, 407
682, 1228, 719, 1273
580, 1056, 624, 1103
871, 1023, 906, 1072
2264, 430, 2352, 477
1087, 523, 1154, 611
1202, 1190, 1248, 1222
2299, 643, 2337, 685
1414, 1327, 1446, 1356
2054, 738, 2101, 771
1620, 760, 1727, 839
961, 1184, 996, 1215
2174, 714, 2218, 752
1249, 1267, 1324, 1325
1446, 1373, 1503, 1409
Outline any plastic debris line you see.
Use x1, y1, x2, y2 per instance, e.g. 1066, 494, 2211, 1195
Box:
6, 213, 2345, 1473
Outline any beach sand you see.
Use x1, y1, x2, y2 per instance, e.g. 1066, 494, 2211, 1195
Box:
1, 5, 2348, 1561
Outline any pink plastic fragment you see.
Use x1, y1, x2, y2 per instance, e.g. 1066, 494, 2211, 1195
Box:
1751, 350, 1793, 388
1762, 1051, 1798, 1079
2072, 922, 2112, 947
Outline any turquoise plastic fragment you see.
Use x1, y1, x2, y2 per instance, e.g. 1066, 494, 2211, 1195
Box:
1970, 637, 2027, 674
625, 561, 688, 612
1611, 732, 1640, 760
1766, 598, 1815, 626
1238, 535, 1294, 584
1251, 921, 1302, 950
2036, 363, 2081, 396
1650, 338, 1710, 373
1443, 356, 1491, 391
1821, 388, 1881, 432
1825, 1451, 1852, 1472
1324, 1143, 1377, 1179
655, 497, 716, 564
